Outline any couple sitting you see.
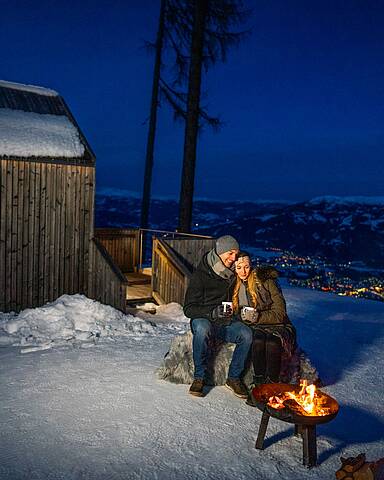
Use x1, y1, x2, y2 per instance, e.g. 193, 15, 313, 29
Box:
183, 235, 296, 399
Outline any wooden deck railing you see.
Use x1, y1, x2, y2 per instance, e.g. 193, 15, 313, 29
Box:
94, 227, 215, 307
87, 237, 128, 312
151, 237, 192, 305
95, 228, 140, 273
151, 236, 215, 305
165, 237, 216, 271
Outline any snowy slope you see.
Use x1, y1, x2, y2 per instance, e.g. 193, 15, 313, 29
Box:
0, 286, 383, 479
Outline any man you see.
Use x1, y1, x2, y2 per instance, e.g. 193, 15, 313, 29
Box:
183, 235, 253, 398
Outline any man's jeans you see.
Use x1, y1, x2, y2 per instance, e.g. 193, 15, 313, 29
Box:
191, 318, 253, 380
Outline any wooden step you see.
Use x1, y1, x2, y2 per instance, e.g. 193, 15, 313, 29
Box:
125, 272, 151, 286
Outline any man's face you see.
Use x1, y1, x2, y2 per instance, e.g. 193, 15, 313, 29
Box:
219, 249, 239, 268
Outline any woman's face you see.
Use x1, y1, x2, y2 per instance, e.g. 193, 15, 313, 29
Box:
235, 256, 251, 281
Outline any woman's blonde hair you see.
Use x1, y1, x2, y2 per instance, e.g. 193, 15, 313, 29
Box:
232, 256, 259, 313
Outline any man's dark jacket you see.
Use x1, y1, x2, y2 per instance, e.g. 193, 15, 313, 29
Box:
183, 253, 236, 321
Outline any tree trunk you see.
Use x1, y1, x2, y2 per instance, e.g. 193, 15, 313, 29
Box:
140, 0, 166, 230
177, 0, 208, 233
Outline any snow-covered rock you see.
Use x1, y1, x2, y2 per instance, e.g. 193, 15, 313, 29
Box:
156, 331, 319, 386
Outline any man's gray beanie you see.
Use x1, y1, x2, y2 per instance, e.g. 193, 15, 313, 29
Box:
215, 235, 239, 255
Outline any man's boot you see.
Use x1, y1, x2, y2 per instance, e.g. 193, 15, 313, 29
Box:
189, 379, 205, 397
225, 378, 248, 399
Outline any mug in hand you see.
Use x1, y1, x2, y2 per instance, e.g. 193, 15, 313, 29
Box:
241, 306, 256, 322
242, 306, 255, 314
222, 301, 233, 314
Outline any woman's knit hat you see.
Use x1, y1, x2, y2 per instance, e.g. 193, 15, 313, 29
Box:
215, 235, 239, 255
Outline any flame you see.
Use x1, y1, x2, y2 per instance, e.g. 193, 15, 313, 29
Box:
267, 380, 331, 416
268, 395, 285, 409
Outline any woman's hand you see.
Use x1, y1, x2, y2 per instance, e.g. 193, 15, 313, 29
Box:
241, 307, 258, 323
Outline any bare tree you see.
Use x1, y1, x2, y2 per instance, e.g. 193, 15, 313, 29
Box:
178, 0, 208, 232
161, 0, 249, 232
140, 0, 249, 233
140, 0, 166, 231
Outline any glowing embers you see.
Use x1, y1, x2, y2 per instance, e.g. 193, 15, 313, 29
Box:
267, 380, 332, 416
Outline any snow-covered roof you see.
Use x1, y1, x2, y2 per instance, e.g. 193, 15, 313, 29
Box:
0, 80, 94, 162
0, 79, 58, 97
0, 108, 85, 158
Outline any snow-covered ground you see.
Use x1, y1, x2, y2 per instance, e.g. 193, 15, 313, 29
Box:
1, 286, 383, 479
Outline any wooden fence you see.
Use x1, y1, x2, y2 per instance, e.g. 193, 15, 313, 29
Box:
152, 238, 191, 305
165, 237, 216, 271
95, 228, 140, 273
88, 238, 128, 312
151, 236, 215, 305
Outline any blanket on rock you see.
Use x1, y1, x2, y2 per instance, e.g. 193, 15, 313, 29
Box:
156, 331, 319, 386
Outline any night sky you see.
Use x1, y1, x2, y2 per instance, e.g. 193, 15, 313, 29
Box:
1, 0, 383, 202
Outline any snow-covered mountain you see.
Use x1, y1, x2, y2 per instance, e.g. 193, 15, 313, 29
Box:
95, 190, 384, 267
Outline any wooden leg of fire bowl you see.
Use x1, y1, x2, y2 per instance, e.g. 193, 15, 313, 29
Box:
294, 424, 303, 437
302, 425, 317, 468
255, 410, 270, 450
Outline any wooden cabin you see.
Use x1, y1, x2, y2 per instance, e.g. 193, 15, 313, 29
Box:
0, 80, 127, 313
0, 80, 215, 314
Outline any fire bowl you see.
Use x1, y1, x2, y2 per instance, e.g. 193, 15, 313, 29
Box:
251, 382, 339, 426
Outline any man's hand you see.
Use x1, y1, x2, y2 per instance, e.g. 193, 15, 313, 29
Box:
212, 304, 233, 321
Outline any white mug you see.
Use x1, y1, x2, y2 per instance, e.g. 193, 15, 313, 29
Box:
242, 306, 255, 313
222, 301, 233, 313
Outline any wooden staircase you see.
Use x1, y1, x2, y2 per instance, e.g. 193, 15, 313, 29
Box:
126, 269, 153, 306
95, 228, 215, 310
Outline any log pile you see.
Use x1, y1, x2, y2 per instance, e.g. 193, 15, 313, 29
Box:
336, 454, 384, 480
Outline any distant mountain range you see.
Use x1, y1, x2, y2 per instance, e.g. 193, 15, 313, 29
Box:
95, 190, 384, 267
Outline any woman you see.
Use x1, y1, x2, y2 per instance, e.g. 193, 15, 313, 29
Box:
232, 252, 296, 385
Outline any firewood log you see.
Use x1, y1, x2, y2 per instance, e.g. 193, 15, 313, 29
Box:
283, 398, 308, 416
344, 454, 366, 473
372, 458, 384, 480
353, 463, 374, 480
336, 469, 348, 479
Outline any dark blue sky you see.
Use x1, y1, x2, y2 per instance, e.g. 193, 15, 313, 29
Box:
1, 0, 383, 201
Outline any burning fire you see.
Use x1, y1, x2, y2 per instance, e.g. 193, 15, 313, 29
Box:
267, 380, 331, 416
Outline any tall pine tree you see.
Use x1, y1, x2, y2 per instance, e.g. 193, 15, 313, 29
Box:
141, 0, 249, 233
140, 0, 166, 231
163, 0, 249, 232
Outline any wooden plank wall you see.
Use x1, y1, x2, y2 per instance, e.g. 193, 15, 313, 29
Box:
152, 238, 191, 305
0, 159, 94, 312
165, 237, 215, 270
87, 238, 127, 312
95, 228, 140, 273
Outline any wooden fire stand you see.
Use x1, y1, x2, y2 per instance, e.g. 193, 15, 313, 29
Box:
255, 409, 318, 468
251, 383, 339, 469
